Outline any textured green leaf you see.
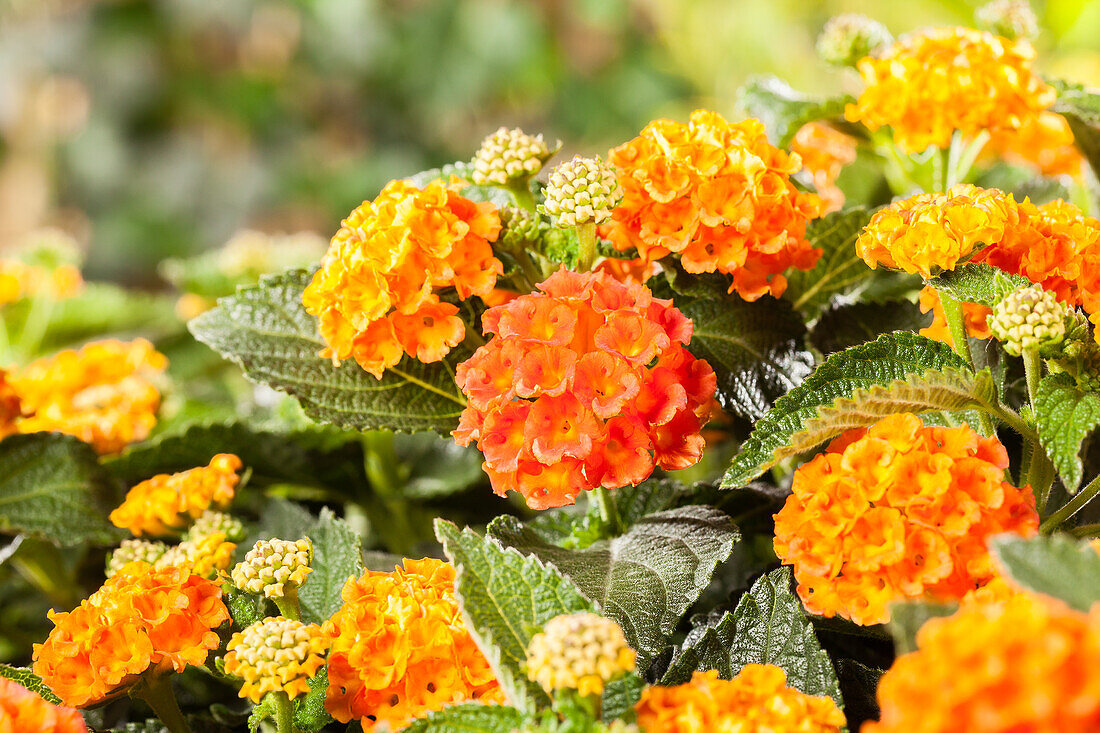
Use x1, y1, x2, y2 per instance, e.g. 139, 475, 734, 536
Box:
0, 664, 62, 704
223, 582, 265, 629
1052, 79, 1100, 180
435, 520, 596, 711
722, 333, 973, 487
886, 601, 957, 655
1034, 373, 1100, 492
661, 568, 842, 707
736, 76, 857, 147
189, 268, 471, 433
247, 693, 278, 733
810, 299, 930, 356
398, 702, 527, 733
784, 207, 877, 320
601, 673, 644, 723
293, 666, 333, 731
395, 432, 486, 499
299, 508, 363, 625
927, 263, 1031, 308
0, 433, 124, 546
489, 506, 739, 667
991, 534, 1100, 612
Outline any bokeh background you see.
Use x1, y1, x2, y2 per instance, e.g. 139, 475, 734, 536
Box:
1, 0, 1098, 286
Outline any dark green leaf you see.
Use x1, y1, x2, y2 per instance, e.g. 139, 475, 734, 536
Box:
395, 432, 485, 499
223, 582, 265, 629
398, 702, 527, 733
991, 533, 1100, 612
784, 207, 876, 320
810, 299, 930, 355
0, 664, 62, 704
293, 666, 333, 731
1051, 79, 1100, 181
299, 508, 363, 625
736, 76, 857, 147
927, 263, 1031, 308
1034, 373, 1100, 492
886, 601, 957, 655
0, 433, 124, 546
601, 673, 644, 723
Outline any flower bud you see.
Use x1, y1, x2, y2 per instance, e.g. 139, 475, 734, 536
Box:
471, 127, 557, 186
525, 612, 636, 697
186, 509, 246, 542
816, 14, 893, 67
540, 156, 622, 228
976, 0, 1039, 41
157, 532, 236, 579
224, 616, 328, 703
231, 537, 312, 599
988, 285, 1071, 356
499, 206, 549, 250
106, 539, 167, 577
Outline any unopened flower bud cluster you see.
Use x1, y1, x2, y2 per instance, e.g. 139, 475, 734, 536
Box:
816, 13, 893, 67
988, 285, 1070, 356
525, 612, 636, 697
500, 206, 549, 249
106, 539, 168, 577
472, 127, 555, 186
975, 0, 1039, 40
224, 616, 328, 703
186, 509, 246, 543
232, 538, 312, 598
540, 156, 622, 227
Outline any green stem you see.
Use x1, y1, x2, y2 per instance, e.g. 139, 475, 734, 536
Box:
360, 431, 417, 555
1023, 348, 1042, 406
953, 131, 991, 186
1040, 472, 1100, 532
937, 288, 997, 436
274, 587, 301, 621
272, 690, 295, 733
507, 180, 537, 212
574, 222, 598, 273
16, 290, 55, 361
133, 674, 193, 733
1021, 347, 1056, 509
1070, 523, 1100, 538
592, 487, 622, 536
943, 132, 962, 190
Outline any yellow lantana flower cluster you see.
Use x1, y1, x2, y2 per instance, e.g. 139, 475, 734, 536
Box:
231, 538, 312, 599
109, 454, 243, 537
525, 612, 636, 697
224, 617, 328, 704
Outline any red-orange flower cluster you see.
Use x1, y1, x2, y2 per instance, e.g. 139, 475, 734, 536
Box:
323, 558, 501, 730
603, 110, 824, 301
302, 179, 502, 378
867, 592, 1100, 732
453, 269, 716, 509
773, 413, 1038, 625
0, 678, 87, 733
32, 562, 228, 708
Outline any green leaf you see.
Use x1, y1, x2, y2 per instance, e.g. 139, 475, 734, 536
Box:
886, 601, 957, 655
1034, 373, 1100, 492
661, 568, 842, 707
299, 508, 364, 625
398, 702, 527, 733
0, 664, 62, 704
395, 432, 486, 499
784, 207, 877, 320
722, 332, 974, 487
293, 666, 333, 732
927, 263, 1031, 308
1051, 79, 1100, 180
488, 506, 740, 668
736, 76, 857, 148
189, 268, 471, 434
223, 582, 265, 629
248, 694, 278, 733
990, 533, 1100, 612
601, 673, 644, 724
0, 433, 124, 547
810, 299, 930, 356
435, 520, 596, 711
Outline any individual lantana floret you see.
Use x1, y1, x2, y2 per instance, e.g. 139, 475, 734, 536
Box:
867, 592, 1100, 733
540, 155, 621, 228
0, 368, 23, 439
32, 562, 229, 708
987, 284, 1072, 356
918, 286, 994, 344
471, 127, 557, 186
157, 532, 236, 579
845, 27, 1057, 153
106, 539, 168, 577
604, 110, 824, 300
0, 677, 88, 733
816, 13, 893, 67
855, 184, 1018, 278
185, 509, 246, 543
453, 268, 716, 509
302, 179, 502, 378
790, 122, 857, 213
231, 538, 312, 599
773, 413, 1039, 625
525, 612, 636, 698
976, 0, 1039, 41
636, 666, 845, 733
9, 338, 167, 454
109, 454, 243, 537
224, 616, 328, 704
323, 558, 501, 730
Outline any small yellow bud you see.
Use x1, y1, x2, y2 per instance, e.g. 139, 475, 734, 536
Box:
540, 156, 622, 228
224, 616, 328, 703
231, 537, 313, 599
471, 127, 557, 186
525, 612, 636, 698
106, 539, 167, 577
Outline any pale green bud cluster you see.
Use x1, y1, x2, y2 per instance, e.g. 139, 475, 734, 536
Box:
106, 538, 168, 577
540, 156, 622, 228
976, 0, 1039, 41
816, 14, 893, 67
186, 509, 246, 542
231, 537, 312, 599
500, 206, 549, 249
987, 285, 1071, 356
471, 127, 556, 186
525, 612, 636, 697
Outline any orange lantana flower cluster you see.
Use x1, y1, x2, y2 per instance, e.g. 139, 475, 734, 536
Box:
323, 558, 501, 730
302, 179, 502, 378
791, 122, 857, 213
453, 269, 716, 509
8, 338, 167, 454
603, 110, 824, 301
867, 592, 1100, 733
32, 562, 228, 708
845, 27, 1057, 153
109, 454, 243, 537
636, 666, 845, 733
773, 413, 1039, 626
0, 678, 87, 733
0, 257, 83, 307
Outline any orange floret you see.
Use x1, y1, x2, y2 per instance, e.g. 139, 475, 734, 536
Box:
453, 268, 716, 509
323, 558, 501, 730
773, 413, 1039, 626
603, 109, 825, 301
791, 122, 857, 213
0, 368, 22, 439
109, 454, 243, 537
845, 27, 1057, 153
866, 593, 1100, 732
991, 110, 1083, 178
917, 285, 993, 344
9, 338, 167, 454
0, 677, 88, 733
302, 179, 502, 378
32, 562, 228, 709
855, 184, 1018, 278
636, 666, 845, 733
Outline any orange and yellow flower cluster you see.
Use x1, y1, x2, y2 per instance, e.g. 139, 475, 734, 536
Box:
7, 338, 167, 454
109, 454, 243, 537
302, 179, 502, 378
636, 666, 845, 733
453, 268, 716, 509
791, 122, 857, 213
0, 257, 82, 307
32, 562, 228, 708
0, 678, 87, 733
0, 368, 22, 439
603, 110, 824, 301
867, 592, 1100, 732
773, 413, 1039, 625
323, 558, 501, 730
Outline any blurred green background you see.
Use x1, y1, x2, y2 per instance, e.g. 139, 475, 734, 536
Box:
1, 0, 1098, 285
